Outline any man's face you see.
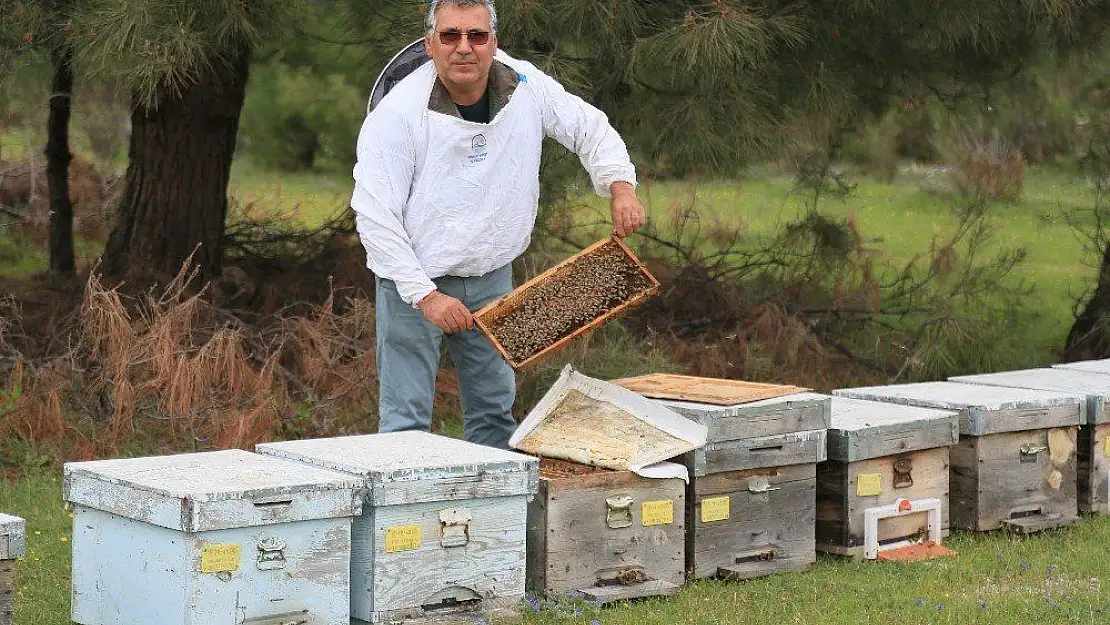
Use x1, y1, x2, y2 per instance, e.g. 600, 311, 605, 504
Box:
425, 4, 497, 96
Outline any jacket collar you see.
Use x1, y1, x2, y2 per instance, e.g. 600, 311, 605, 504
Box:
428, 59, 519, 120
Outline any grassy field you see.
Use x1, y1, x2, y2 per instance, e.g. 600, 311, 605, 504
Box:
4, 470, 1110, 624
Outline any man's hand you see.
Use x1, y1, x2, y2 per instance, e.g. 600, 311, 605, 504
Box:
610, 181, 645, 238
417, 291, 474, 334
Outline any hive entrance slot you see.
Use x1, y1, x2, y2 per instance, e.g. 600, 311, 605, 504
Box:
1009, 508, 1043, 520
734, 548, 777, 565
750, 445, 783, 453
421, 587, 482, 612
253, 500, 293, 508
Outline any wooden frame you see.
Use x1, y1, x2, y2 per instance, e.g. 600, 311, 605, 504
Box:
474, 235, 660, 369
611, 374, 808, 406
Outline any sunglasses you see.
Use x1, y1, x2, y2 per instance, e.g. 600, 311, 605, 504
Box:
436, 29, 492, 46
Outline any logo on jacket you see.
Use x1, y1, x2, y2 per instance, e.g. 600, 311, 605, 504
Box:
468, 133, 489, 166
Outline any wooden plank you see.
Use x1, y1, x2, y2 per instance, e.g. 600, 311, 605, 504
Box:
816, 447, 950, 553
368, 598, 523, 625
660, 392, 830, 440
612, 374, 808, 406
0, 560, 12, 625
689, 464, 816, 580
1000, 515, 1078, 534
948, 437, 981, 531
579, 579, 683, 604
1078, 423, 1110, 513
370, 497, 528, 621
474, 235, 660, 369
529, 474, 685, 594
695, 429, 825, 476
960, 428, 1079, 531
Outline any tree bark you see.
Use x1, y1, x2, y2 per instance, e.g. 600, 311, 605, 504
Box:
101, 41, 251, 280
1065, 242, 1110, 361
46, 45, 75, 275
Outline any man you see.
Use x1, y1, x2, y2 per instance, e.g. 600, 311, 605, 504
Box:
350, 0, 645, 449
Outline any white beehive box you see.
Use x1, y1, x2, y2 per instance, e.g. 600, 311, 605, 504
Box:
1, 514, 25, 625
657, 392, 829, 579
818, 397, 959, 557
257, 432, 539, 625
64, 450, 363, 625
1054, 359, 1110, 375
951, 369, 1106, 515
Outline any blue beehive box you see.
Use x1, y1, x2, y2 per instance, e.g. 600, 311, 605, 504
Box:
64, 449, 363, 625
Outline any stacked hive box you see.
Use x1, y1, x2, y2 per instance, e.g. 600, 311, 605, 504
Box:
659, 393, 829, 580
0, 514, 25, 625
64, 450, 364, 625
257, 432, 538, 624
526, 459, 685, 603
818, 397, 958, 557
840, 381, 1083, 531
949, 368, 1101, 515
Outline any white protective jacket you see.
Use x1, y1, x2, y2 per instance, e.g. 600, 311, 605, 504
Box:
350, 50, 638, 306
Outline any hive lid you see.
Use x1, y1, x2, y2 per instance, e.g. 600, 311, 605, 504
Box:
0, 513, 25, 560
257, 432, 540, 505
659, 392, 831, 441
834, 381, 1083, 435
63, 449, 364, 532
826, 397, 959, 461
511, 365, 707, 479
951, 368, 1110, 424
1054, 359, 1110, 375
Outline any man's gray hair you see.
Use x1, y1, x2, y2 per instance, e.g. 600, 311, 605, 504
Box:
426, 0, 498, 35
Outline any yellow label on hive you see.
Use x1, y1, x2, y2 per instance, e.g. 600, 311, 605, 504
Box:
1104, 435, 1110, 459
856, 473, 883, 497
200, 543, 241, 574
642, 500, 674, 526
384, 524, 422, 553
700, 496, 730, 523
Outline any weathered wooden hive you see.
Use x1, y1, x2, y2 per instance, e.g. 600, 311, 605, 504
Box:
649, 387, 829, 580
526, 458, 685, 603
257, 432, 538, 624
63, 450, 364, 625
0, 514, 25, 625
950, 368, 1101, 516
818, 396, 958, 557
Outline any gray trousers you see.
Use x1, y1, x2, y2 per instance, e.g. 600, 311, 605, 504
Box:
375, 264, 517, 449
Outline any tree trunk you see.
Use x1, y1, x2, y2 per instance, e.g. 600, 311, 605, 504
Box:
101, 41, 251, 280
46, 46, 75, 275
1065, 243, 1110, 361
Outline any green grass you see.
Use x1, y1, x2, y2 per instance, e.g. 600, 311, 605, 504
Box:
5, 470, 1110, 624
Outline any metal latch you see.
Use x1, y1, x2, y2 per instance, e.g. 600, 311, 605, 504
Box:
439, 508, 472, 548
256, 536, 287, 571
747, 476, 779, 503
893, 458, 914, 489
1020, 443, 1048, 463
606, 495, 634, 528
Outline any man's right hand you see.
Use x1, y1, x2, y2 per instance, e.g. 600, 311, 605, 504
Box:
416, 291, 474, 334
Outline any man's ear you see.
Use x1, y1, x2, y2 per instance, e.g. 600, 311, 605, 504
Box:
424, 33, 434, 56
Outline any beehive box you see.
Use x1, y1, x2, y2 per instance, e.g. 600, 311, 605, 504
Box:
817, 397, 958, 557
526, 459, 684, 603
656, 392, 829, 579
474, 236, 658, 368
64, 450, 364, 625
838, 382, 1083, 533
950, 369, 1105, 515
257, 432, 538, 624
0, 514, 25, 625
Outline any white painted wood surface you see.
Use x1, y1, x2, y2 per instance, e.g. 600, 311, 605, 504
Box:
256, 433, 537, 624
66, 451, 362, 625
258, 432, 538, 505
826, 397, 958, 462
1055, 359, 1110, 374
64, 449, 364, 532
835, 381, 1083, 436
951, 368, 1110, 424
0, 514, 24, 560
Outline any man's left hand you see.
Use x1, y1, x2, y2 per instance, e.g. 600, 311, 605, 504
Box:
610, 181, 645, 238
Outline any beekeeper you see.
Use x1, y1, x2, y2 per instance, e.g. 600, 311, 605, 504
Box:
351, 0, 644, 449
